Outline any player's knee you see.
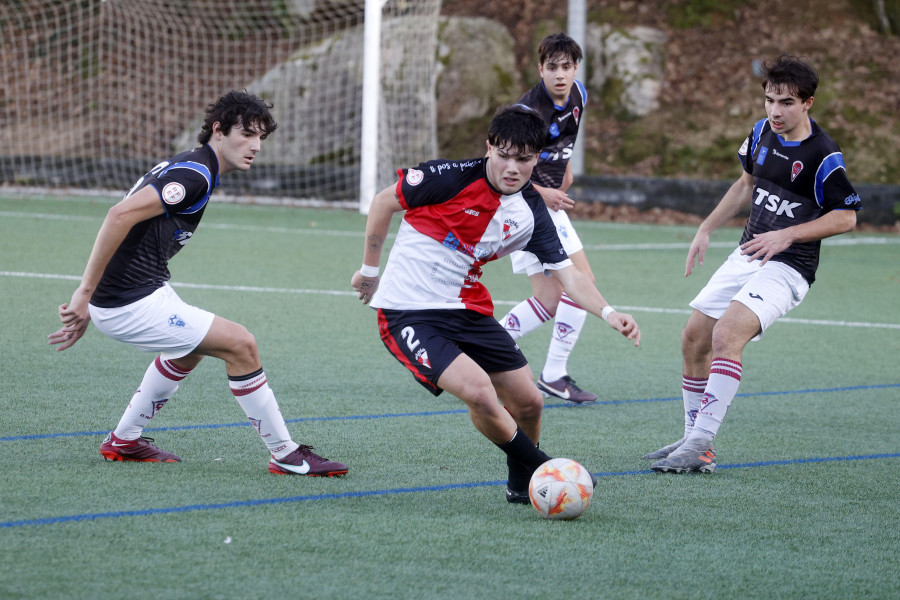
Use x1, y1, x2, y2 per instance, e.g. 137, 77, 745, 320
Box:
513, 387, 544, 421
229, 325, 260, 364
462, 380, 501, 415
681, 322, 709, 355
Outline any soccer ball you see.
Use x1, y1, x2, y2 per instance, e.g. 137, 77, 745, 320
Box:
528, 458, 593, 520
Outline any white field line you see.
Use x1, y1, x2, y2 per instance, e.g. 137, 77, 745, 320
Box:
5, 270, 899, 331
3, 210, 897, 248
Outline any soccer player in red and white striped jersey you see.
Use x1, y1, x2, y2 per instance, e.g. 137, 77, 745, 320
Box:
352, 105, 640, 503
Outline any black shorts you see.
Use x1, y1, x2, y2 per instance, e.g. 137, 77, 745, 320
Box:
376, 308, 529, 396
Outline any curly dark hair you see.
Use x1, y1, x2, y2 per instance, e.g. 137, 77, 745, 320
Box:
197, 90, 277, 145
760, 54, 818, 102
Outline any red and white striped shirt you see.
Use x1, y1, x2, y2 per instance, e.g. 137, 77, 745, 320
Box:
371, 157, 572, 316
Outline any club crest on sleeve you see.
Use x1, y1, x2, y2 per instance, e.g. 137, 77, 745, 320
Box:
162, 182, 186, 204
406, 168, 424, 186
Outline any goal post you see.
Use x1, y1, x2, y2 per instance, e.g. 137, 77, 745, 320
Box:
0, 0, 441, 206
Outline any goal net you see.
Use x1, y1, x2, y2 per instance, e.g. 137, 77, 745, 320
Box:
0, 0, 441, 205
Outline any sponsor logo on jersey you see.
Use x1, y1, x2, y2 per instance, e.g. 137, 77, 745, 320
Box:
748, 292, 764, 301
557, 111, 572, 123
791, 161, 803, 181
162, 182, 186, 205
464, 208, 480, 217
503, 218, 519, 241
772, 148, 790, 160
844, 193, 861, 207
173, 229, 193, 245
738, 138, 749, 156
756, 146, 769, 166
406, 168, 424, 186
753, 188, 802, 218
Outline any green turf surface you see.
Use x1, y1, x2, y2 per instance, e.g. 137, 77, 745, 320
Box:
1, 194, 898, 599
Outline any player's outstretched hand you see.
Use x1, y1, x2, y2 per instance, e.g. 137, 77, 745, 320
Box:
685, 231, 710, 277
48, 303, 90, 351
351, 271, 380, 305
607, 311, 641, 347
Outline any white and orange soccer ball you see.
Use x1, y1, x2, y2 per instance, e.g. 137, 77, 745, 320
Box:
528, 458, 594, 520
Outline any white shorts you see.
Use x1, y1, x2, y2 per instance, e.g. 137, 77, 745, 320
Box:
690, 247, 810, 339
89, 283, 215, 359
510, 208, 584, 276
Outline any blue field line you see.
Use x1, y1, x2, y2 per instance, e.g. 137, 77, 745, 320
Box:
2, 452, 897, 530
3, 382, 899, 443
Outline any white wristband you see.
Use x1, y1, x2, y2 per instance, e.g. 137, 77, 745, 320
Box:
601, 305, 616, 322
359, 264, 380, 278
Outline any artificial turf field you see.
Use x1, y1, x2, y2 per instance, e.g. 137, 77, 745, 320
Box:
1, 193, 898, 599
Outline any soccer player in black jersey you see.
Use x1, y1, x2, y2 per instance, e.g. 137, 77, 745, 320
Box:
645, 55, 861, 473
498, 33, 603, 405
351, 105, 640, 504
49, 91, 347, 476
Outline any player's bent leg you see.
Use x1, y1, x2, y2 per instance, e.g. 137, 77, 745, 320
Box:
490, 365, 551, 504
529, 272, 565, 316
439, 357, 550, 504
194, 317, 347, 476
192, 315, 262, 376
538, 251, 598, 404
437, 354, 517, 444
490, 365, 544, 443
644, 310, 717, 460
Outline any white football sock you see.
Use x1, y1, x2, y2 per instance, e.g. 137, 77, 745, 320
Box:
114, 357, 192, 440
229, 369, 298, 459
542, 294, 586, 382
693, 358, 743, 439
681, 375, 707, 439
500, 296, 552, 340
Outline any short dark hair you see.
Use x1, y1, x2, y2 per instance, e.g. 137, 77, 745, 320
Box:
538, 32, 583, 65
487, 104, 548, 155
760, 54, 818, 102
198, 90, 277, 145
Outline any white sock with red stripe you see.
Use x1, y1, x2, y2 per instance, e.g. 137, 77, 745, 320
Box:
542, 294, 586, 381
229, 369, 298, 459
681, 375, 707, 439
114, 356, 192, 440
693, 358, 743, 439
500, 296, 552, 340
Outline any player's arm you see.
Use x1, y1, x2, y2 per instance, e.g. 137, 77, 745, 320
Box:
49, 186, 165, 351
351, 184, 404, 304
553, 265, 641, 347
685, 170, 754, 276
740, 208, 857, 266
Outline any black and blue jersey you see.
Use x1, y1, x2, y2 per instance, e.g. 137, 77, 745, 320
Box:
91, 144, 220, 307
738, 118, 861, 284
517, 79, 587, 189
